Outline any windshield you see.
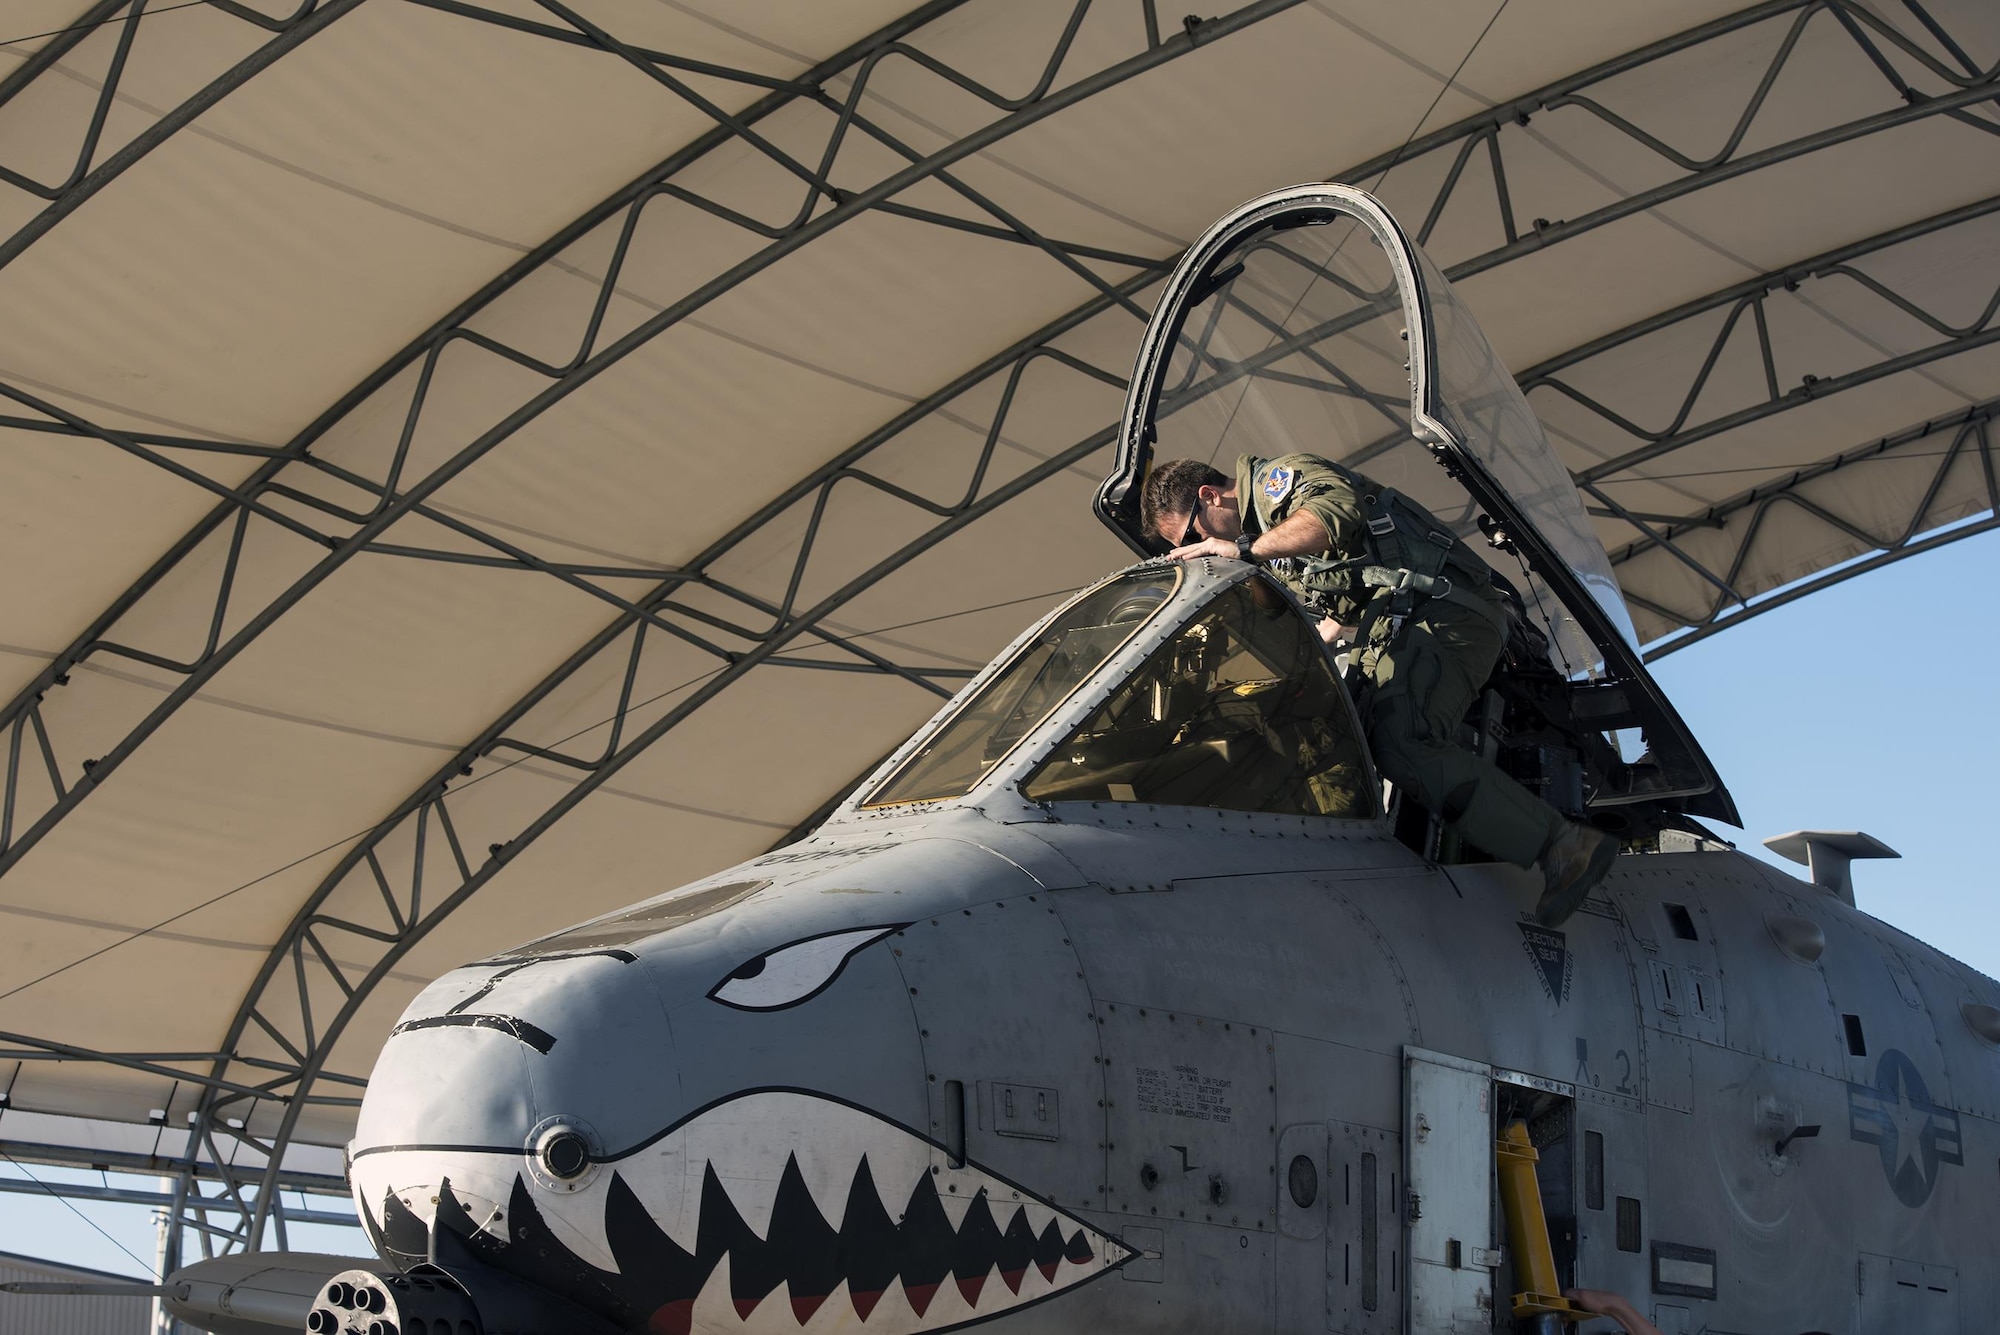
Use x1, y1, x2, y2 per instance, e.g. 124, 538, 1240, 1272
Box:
1024, 575, 1374, 818
863, 567, 1181, 807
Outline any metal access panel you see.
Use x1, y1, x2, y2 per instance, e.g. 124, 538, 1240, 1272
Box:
1327, 1120, 1400, 1335
896, 899, 1106, 1207
1403, 1047, 1494, 1334
1858, 1253, 1959, 1334
1614, 883, 1725, 1047
1275, 1122, 1328, 1335
1099, 1004, 1275, 1229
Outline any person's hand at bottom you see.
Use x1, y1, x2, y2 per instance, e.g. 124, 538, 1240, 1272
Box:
1563, 1289, 1662, 1335
1315, 616, 1356, 645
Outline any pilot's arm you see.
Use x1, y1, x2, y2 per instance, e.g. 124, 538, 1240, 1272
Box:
1173, 455, 1369, 640
1563, 1289, 1663, 1335
1255, 456, 1371, 644
1168, 507, 1334, 565
1186, 511, 1355, 642
1245, 509, 1333, 561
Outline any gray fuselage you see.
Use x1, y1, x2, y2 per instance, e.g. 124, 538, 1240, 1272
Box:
350, 795, 1999, 1335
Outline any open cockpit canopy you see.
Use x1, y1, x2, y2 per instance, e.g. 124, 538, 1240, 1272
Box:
1096, 185, 1736, 825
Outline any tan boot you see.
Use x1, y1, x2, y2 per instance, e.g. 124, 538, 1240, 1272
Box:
1535, 822, 1618, 926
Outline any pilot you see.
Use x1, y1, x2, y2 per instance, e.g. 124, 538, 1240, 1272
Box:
1141, 454, 1616, 925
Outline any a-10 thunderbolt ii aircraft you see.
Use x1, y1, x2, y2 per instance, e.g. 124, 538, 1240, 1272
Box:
164, 185, 2000, 1335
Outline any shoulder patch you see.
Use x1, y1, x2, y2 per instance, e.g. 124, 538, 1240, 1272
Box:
1261, 465, 1294, 504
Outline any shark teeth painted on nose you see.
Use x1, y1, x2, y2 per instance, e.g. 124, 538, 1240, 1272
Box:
355, 1090, 1132, 1335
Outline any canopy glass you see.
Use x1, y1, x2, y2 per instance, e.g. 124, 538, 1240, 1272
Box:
862, 567, 1181, 807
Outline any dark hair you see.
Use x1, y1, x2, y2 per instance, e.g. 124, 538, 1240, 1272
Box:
1141, 458, 1228, 537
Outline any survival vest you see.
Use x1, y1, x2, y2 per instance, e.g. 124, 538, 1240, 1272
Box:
1243, 455, 1514, 634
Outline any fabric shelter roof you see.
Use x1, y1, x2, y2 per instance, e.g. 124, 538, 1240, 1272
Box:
0, 0, 1994, 1177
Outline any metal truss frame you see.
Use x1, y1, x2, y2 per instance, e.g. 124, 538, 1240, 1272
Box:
0, 0, 367, 271
1625, 402, 1998, 660
1370, 0, 2000, 286
0, 0, 1204, 876
11, 0, 1993, 878
1, 0, 1995, 1291
0, 1175, 351, 1229
1507, 192, 2000, 626
0, 1028, 325, 1103
0, 0, 1298, 1280
0, 1040, 351, 1254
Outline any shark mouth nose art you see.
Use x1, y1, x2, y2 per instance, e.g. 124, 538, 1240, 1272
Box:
350, 1091, 1133, 1334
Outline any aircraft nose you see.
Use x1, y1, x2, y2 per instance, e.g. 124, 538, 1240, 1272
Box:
346, 850, 1139, 1331
349, 949, 677, 1262
355, 949, 674, 1151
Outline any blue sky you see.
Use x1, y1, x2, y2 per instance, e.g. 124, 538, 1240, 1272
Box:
1649, 526, 2000, 980
1, 529, 1994, 1280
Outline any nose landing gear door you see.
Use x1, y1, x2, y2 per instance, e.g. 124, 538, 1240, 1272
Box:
1404, 1048, 1495, 1333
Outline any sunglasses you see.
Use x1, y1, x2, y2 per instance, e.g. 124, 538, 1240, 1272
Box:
1180, 498, 1204, 547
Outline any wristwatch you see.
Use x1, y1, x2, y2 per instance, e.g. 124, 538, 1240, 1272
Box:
1235, 533, 1258, 563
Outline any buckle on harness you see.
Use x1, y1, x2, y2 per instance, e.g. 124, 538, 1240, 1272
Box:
1394, 569, 1451, 600
1363, 494, 1396, 537
1386, 570, 1417, 617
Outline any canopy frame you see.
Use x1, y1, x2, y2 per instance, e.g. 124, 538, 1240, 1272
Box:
1094, 181, 1737, 819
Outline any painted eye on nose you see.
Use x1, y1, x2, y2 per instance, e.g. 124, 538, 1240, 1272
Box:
708, 924, 908, 1011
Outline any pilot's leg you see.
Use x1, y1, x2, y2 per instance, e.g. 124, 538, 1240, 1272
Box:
1360, 604, 1564, 867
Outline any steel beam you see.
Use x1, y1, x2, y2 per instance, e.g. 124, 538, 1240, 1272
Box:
0, 0, 1298, 1268
1620, 402, 2000, 657
0, 1175, 354, 1224
0, 1, 129, 110
1353, 0, 1999, 263
0, 0, 366, 271
1498, 196, 2000, 610
0, 1134, 345, 1196
0, 1030, 283, 1102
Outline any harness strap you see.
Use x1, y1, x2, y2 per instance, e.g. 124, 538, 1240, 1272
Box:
1259, 463, 1507, 640
1360, 488, 1459, 581
1355, 564, 1515, 638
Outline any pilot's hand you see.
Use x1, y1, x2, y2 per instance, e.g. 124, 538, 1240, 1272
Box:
1168, 537, 1240, 562
1315, 617, 1357, 645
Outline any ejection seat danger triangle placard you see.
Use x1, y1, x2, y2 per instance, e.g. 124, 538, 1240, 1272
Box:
1518, 922, 1572, 1005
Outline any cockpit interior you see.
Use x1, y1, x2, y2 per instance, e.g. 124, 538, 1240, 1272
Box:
867, 565, 1375, 820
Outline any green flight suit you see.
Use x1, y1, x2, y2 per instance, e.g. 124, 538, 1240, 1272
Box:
1235, 453, 1565, 867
